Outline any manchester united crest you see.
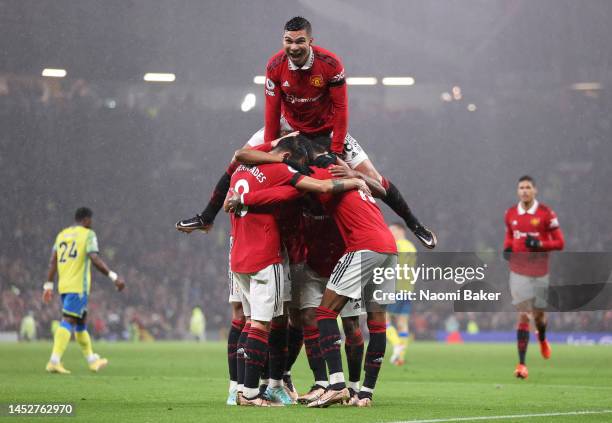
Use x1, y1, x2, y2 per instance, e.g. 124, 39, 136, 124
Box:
530, 217, 540, 226
310, 75, 324, 87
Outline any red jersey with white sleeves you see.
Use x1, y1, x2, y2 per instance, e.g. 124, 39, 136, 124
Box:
310, 167, 397, 254
264, 45, 348, 154
504, 200, 565, 277
229, 163, 304, 274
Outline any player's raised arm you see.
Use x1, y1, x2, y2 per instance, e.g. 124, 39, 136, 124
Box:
263, 66, 282, 143
293, 174, 370, 195
234, 144, 312, 175
328, 61, 348, 155
42, 249, 58, 303
234, 145, 369, 195
89, 253, 125, 292
329, 158, 386, 198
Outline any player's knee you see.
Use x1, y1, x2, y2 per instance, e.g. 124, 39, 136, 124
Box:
396, 316, 409, 332
231, 302, 245, 320
533, 311, 546, 325
367, 311, 387, 325
341, 316, 359, 335
518, 312, 530, 323
301, 308, 317, 328
62, 315, 78, 326
288, 308, 302, 328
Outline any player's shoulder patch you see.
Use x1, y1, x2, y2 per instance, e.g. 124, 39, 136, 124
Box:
266, 50, 287, 72
538, 203, 560, 228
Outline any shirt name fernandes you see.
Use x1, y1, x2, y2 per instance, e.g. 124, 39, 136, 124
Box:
373, 289, 501, 302
236, 165, 267, 183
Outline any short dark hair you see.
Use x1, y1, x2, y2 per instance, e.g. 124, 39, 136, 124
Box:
284, 16, 312, 35
309, 135, 331, 155
75, 207, 93, 221
518, 175, 535, 186
274, 135, 309, 163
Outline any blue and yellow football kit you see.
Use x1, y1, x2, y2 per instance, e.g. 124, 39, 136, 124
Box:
387, 238, 417, 315
46, 224, 108, 373
53, 225, 99, 318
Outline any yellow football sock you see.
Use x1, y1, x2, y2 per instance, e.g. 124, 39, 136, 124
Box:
398, 333, 409, 359
51, 326, 72, 361
75, 330, 94, 359
386, 324, 400, 347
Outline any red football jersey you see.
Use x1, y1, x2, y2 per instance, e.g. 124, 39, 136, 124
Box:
229, 163, 304, 273
303, 207, 346, 278
504, 200, 565, 276
309, 167, 397, 254
264, 45, 348, 154
278, 199, 307, 265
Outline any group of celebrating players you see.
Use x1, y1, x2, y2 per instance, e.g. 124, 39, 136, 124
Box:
39, 14, 565, 411
175, 16, 436, 408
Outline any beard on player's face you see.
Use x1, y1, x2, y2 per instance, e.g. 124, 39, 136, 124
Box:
283, 30, 311, 66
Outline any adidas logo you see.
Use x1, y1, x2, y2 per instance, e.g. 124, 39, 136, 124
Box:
373, 357, 384, 363
353, 302, 360, 310
237, 347, 245, 355
243, 352, 250, 359
334, 339, 343, 346
283, 80, 290, 87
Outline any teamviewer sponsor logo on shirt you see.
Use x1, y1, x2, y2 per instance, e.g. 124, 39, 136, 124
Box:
284, 93, 322, 104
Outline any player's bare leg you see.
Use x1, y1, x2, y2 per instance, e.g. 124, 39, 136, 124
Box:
533, 310, 551, 359
353, 159, 437, 249
514, 309, 531, 379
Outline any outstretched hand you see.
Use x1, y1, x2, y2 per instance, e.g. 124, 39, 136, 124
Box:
42, 289, 53, 304
114, 277, 126, 292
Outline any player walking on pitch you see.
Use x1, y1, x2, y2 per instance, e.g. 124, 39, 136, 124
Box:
385, 222, 417, 366
43, 207, 126, 374
503, 176, 564, 379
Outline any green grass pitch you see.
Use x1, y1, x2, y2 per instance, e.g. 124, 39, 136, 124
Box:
1, 341, 611, 422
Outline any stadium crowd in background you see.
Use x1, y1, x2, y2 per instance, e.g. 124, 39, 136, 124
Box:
1, 72, 611, 340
